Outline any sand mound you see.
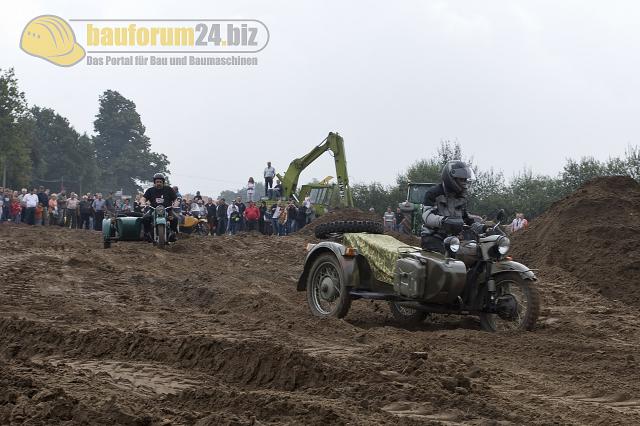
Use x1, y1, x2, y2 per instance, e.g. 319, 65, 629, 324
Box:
512, 176, 640, 305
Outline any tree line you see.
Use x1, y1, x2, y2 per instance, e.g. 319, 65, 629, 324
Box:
351, 140, 640, 219
0, 68, 169, 195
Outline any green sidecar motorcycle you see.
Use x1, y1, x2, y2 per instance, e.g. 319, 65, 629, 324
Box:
102, 206, 173, 249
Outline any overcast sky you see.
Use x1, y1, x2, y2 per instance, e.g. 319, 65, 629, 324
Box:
3, 1, 640, 196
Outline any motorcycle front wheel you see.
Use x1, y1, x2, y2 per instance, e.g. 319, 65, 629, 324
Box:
480, 272, 540, 332
156, 224, 166, 248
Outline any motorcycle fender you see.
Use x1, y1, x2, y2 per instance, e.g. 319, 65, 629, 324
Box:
297, 242, 357, 291
492, 260, 536, 281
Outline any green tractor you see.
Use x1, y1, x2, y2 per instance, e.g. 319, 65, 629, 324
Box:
398, 182, 437, 235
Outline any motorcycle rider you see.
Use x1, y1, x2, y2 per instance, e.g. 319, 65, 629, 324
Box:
141, 173, 178, 242
421, 161, 476, 253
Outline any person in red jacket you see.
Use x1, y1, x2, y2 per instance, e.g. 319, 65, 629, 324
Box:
10, 197, 22, 223
243, 201, 260, 232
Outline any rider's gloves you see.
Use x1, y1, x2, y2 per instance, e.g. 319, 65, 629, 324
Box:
471, 222, 487, 235
440, 216, 465, 234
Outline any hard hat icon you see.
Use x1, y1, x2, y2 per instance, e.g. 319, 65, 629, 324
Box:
20, 15, 85, 67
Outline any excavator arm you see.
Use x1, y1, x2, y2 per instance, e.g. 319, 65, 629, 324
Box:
276, 132, 354, 207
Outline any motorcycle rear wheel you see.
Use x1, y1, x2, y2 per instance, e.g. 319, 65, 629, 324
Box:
480, 272, 539, 332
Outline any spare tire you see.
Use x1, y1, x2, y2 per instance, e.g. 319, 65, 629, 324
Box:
314, 220, 384, 239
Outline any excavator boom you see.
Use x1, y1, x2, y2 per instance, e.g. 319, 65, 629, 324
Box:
276, 132, 353, 207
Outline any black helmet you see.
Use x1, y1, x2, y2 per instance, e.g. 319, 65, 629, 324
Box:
153, 173, 165, 183
441, 161, 475, 196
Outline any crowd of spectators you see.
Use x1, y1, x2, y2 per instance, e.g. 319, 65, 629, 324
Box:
0, 183, 315, 237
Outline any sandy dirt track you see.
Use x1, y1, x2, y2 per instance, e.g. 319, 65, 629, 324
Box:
1, 182, 640, 424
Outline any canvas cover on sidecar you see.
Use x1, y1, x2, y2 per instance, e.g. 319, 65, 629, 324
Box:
343, 233, 420, 284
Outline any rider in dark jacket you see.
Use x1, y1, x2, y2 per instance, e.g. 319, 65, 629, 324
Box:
141, 173, 178, 242
421, 161, 476, 253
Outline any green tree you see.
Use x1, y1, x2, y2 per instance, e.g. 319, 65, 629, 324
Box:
352, 182, 394, 214
29, 107, 98, 193
93, 90, 169, 194
468, 168, 508, 217
0, 68, 32, 188
625, 145, 640, 181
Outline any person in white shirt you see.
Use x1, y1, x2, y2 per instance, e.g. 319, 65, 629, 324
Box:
23, 188, 39, 225
247, 177, 256, 202
383, 207, 395, 231
510, 212, 529, 232
264, 162, 276, 197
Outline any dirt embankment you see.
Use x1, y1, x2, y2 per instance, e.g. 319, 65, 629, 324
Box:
512, 175, 640, 305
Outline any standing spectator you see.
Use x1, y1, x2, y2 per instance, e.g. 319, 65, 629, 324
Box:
205, 198, 218, 235
57, 191, 67, 226
264, 162, 276, 197
383, 207, 394, 231
286, 200, 298, 234
244, 201, 260, 232
87, 193, 95, 230
394, 208, 405, 232
66, 193, 79, 228
235, 197, 246, 231
258, 201, 268, 234
216, 198, 228, 235
510, 212, 529, 233
23, 189, 38, 225
35, 203, 43, 226
93, 193, 106, 231
48, 194, 58, 225
194, 191, 203, 202
296, 203, 307, 231
37, 186, 49, 225
278, 201, 288, 236
246, 177, 256, 202
228, 204, 241, 235
0, 190, 5, 222
303, 197, 314, 225
173, 186, 182, 199
271, 202, 282, 236
122, 197, 132, 213
105, 192, 116, 216
1, 189, 10, 222
79, 195, 92, 230
10, 195, 22, 223
18, 188, 27, 217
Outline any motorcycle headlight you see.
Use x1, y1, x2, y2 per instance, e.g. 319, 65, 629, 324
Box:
155, 205, 165, 216
497, 237, 511, 255
444, 236, 460, 253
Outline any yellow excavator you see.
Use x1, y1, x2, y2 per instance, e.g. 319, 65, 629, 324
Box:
273, 132, 354, 216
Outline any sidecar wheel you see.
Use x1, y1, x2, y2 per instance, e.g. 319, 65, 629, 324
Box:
306, 253, 352, 318
480, 272, 540, 332
103, 240, 111, 249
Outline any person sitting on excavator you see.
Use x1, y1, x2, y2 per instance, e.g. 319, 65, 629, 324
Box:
421, 161, 476, 253
141, 173, 178, 242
